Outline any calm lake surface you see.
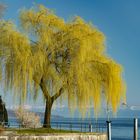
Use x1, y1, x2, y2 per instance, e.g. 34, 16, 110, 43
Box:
8, 117, 139, 140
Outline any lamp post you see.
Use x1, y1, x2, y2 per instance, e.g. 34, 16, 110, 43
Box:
106, 103, 111, 122
0, 96, 5, 126
122, 102, 138, 140
106, 102, 112, 140
102, 92, 112, 140
0, 101, 5, 127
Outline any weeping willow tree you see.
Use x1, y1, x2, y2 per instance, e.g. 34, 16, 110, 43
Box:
0, 5, 126, 128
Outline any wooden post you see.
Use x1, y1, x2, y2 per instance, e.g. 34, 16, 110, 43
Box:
107, 121, 111, 140
134, 118, 138, 140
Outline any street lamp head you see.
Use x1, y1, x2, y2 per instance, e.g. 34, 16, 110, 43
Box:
122, 102, 127, 106
121, 102, 130, 109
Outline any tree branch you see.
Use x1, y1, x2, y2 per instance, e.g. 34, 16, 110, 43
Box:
51, 87, 64, 102
39, 78, 51, 100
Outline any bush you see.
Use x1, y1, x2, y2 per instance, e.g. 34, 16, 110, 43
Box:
15, 106, 41, 128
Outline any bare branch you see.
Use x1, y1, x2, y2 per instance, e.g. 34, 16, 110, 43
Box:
51, 87, 64, 102
39, 78, 51, 100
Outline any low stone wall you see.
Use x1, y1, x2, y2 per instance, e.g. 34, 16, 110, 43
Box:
0, 133, 107, 140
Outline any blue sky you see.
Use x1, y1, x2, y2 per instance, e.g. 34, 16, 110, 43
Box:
1, 0, 140, 116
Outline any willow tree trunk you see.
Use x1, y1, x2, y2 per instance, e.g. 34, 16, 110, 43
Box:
40, 77, 63, 128
43, 99, 53, 128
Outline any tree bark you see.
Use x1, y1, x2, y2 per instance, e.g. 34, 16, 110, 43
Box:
40, 78, 64, 128
43, 99, 53, 128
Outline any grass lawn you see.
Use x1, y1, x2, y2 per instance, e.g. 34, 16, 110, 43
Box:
5, 128, 79, 134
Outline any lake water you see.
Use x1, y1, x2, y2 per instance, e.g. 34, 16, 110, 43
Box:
8, 117, 139, 140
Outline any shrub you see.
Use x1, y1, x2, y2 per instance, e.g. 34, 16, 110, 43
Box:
15, 106, 41, 128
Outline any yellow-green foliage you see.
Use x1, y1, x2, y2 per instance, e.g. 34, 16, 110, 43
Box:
0, 5, 126, 117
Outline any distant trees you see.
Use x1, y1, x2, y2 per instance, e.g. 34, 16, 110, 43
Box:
0, 5, 126, 128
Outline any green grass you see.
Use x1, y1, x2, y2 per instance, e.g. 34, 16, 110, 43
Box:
6, 128, 79, 134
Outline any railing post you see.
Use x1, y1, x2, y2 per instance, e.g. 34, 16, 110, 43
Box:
89, 123, 92, 132
106, 121, 111, 140
57, 123, 58, 129
134, 118, 138, 140
70, 123, 72, 132
59, 124, 61, 131
34, 125, 35, 132
81, 123, 82, 132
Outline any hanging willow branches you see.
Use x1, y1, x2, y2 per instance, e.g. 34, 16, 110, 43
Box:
0, 5, 126, 118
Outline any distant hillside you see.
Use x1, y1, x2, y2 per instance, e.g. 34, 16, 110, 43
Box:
7, 109, 64, 119
7, 107, 140, 119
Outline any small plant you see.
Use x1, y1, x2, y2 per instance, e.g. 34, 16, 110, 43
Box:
15, 106, 41, 128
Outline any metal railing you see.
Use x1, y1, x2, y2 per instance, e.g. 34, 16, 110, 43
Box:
1, 118, 139, 140
0, 121, 107, 134
50, 121, 107, 133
